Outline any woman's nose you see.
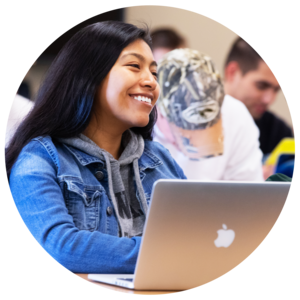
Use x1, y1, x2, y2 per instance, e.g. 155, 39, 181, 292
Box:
140, 71, 157, 90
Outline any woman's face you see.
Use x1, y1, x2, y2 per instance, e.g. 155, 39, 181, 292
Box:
95, 39, 160, 131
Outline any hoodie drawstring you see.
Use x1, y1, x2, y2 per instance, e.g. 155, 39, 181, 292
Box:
103, 152, 126, 237
133, 159, 148, 216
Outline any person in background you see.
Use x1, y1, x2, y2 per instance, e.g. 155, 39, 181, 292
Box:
6, 94, 33, 146
224, 37, 293, 156
151, 28, 186, 62
151, 29, 263, 181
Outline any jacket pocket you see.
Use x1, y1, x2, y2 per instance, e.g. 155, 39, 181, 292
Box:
63, 179, 102, 231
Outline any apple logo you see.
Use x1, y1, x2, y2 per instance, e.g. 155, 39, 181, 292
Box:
214, 224, 235, 248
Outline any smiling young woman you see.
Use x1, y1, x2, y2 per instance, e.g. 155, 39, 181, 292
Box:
6, 21, 186, 274
86, 38, 160, 159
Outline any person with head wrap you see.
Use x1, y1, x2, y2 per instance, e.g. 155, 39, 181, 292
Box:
154, 48, 264, 181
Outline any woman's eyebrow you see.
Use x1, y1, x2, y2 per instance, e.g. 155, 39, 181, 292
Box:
121, 52, 157, 67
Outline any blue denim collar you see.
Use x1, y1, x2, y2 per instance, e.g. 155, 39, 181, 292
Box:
139, 147, 163, 171
63, 144, 105, 166
63, 141, 162, 171
35, 135, 163, 171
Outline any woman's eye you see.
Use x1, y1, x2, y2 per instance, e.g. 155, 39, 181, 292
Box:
128, 64, 140, 69
127, 64, 157, 80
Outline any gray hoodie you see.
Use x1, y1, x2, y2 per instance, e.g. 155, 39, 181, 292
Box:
58, 130, 148, 238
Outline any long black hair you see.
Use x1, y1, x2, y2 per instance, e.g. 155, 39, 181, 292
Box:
6, 21, 157, 177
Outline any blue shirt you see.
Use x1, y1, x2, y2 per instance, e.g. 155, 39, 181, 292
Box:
10, 136, 186, 274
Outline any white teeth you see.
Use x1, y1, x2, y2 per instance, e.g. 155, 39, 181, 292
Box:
133, 95, 152, 104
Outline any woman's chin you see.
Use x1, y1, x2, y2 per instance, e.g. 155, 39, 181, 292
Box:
130, 117, 149, 128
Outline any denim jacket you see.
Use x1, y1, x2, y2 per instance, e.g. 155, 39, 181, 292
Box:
9, 136, 186, 274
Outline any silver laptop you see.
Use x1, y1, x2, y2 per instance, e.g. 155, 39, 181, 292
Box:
88, 180, 290, 290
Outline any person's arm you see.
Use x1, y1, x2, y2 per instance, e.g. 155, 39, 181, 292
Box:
9, 140, 140, 274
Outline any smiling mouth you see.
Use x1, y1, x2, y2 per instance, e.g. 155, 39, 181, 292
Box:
130, 95, 152, 105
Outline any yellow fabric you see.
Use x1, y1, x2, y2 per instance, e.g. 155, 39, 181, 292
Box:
265, 138, 295, 166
